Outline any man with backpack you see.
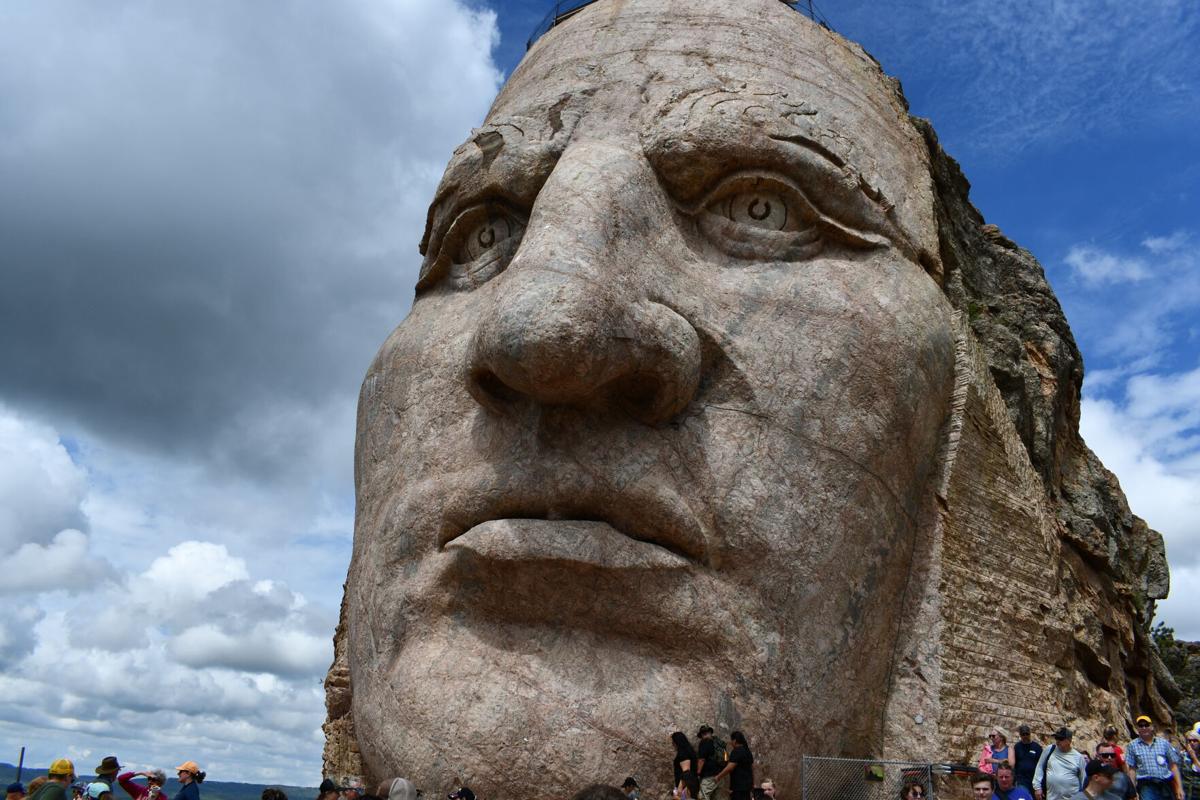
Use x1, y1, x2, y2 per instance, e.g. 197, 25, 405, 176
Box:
696, 726, 726, 800
1034, 728, 1087, 800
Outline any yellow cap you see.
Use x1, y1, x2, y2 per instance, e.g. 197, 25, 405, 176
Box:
48, 759, 75, 777
1136, 715, 1153, 725
174, 762, 200, 774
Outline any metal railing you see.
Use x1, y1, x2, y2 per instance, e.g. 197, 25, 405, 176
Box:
526, 0, 601, 49
526, 0, 834, 50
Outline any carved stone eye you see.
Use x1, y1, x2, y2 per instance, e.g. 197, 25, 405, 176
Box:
694, 172, 824, 262
458, 214, 523, 262
721, 190, 789, 231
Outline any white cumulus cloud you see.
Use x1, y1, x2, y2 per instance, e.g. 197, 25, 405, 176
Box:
1081, 366, 1200, 638
2, 529, 109, 595
1065, 245, 1150, 286
0, 406, 110, 594
1068, 231, 1200, 637
170, 623, 330, 678
1062, 233, 1200, 365
0, 407, 87, 550
1144, 231, 1190, 255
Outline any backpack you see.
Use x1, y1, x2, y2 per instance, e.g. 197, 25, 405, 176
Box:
1038, 746, 1083, 795
1037, 745, 1052, 795
712, 736, 729, 765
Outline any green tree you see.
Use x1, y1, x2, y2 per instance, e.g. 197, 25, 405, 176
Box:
1154, 622, 1200, 727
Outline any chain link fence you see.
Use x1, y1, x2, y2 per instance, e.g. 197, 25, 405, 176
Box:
801, 756, 938, 800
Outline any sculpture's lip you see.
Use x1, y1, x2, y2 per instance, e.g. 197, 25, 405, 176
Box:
436, 517, 725, 649
444, 519, 692, 570
438, 486, 710, 566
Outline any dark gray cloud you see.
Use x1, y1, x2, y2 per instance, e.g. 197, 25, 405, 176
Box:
0, 0, 501, 481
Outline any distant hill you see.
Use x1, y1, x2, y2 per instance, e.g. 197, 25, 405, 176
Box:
0, 764, 317, 800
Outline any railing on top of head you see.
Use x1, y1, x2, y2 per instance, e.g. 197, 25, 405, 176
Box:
525, 0, 834, 51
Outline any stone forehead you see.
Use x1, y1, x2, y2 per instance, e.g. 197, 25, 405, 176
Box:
484, 0, 936, 257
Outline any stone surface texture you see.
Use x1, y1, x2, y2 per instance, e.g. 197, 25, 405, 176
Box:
323, 1, 1172, 797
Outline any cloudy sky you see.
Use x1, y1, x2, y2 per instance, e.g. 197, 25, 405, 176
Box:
1, 0, 1197, 785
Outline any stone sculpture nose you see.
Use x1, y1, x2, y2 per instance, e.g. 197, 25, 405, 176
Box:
466, 141, 701, 425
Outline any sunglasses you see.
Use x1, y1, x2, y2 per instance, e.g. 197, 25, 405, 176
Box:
1098, 753, 1116, 759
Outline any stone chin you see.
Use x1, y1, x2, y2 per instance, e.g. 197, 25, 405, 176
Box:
341, 0, 958, 797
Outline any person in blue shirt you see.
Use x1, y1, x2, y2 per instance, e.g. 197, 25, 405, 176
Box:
994, 764, 1034, 800
172, 762, 204, 800
1126, 716, 1182, 800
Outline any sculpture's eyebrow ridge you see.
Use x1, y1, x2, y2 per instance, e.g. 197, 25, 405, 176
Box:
767, 131, 847, 171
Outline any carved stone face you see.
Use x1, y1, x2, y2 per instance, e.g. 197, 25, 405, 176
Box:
346, 1, 956, 795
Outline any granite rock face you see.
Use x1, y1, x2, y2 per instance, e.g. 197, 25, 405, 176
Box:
324, 1, 1171, 796
904, 121, 1174, 754
920, 119, 1169, 612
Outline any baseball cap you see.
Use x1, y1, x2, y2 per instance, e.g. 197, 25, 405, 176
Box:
6, 784, 25, 795
49, 760, 76, 778
1136, 715, 1153, 725
174, 763, 200, 775
318, 781, 339, 795
621, 778, 639, 789
1053, 727, 1072, 740
1086, 760, 1117, 779
85, 784, 112, 800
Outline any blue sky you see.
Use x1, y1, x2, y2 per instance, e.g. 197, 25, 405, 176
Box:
0, 0, 1196, 785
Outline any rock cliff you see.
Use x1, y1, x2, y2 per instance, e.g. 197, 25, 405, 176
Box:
876, 114, 1174, 761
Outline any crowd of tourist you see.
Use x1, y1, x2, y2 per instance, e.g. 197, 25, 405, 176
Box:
662, 727, 763, 800
300, 728, 765, 800
10, 716, 1200, 800
968, 716, 1200, 800
4, 758, 205, 800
